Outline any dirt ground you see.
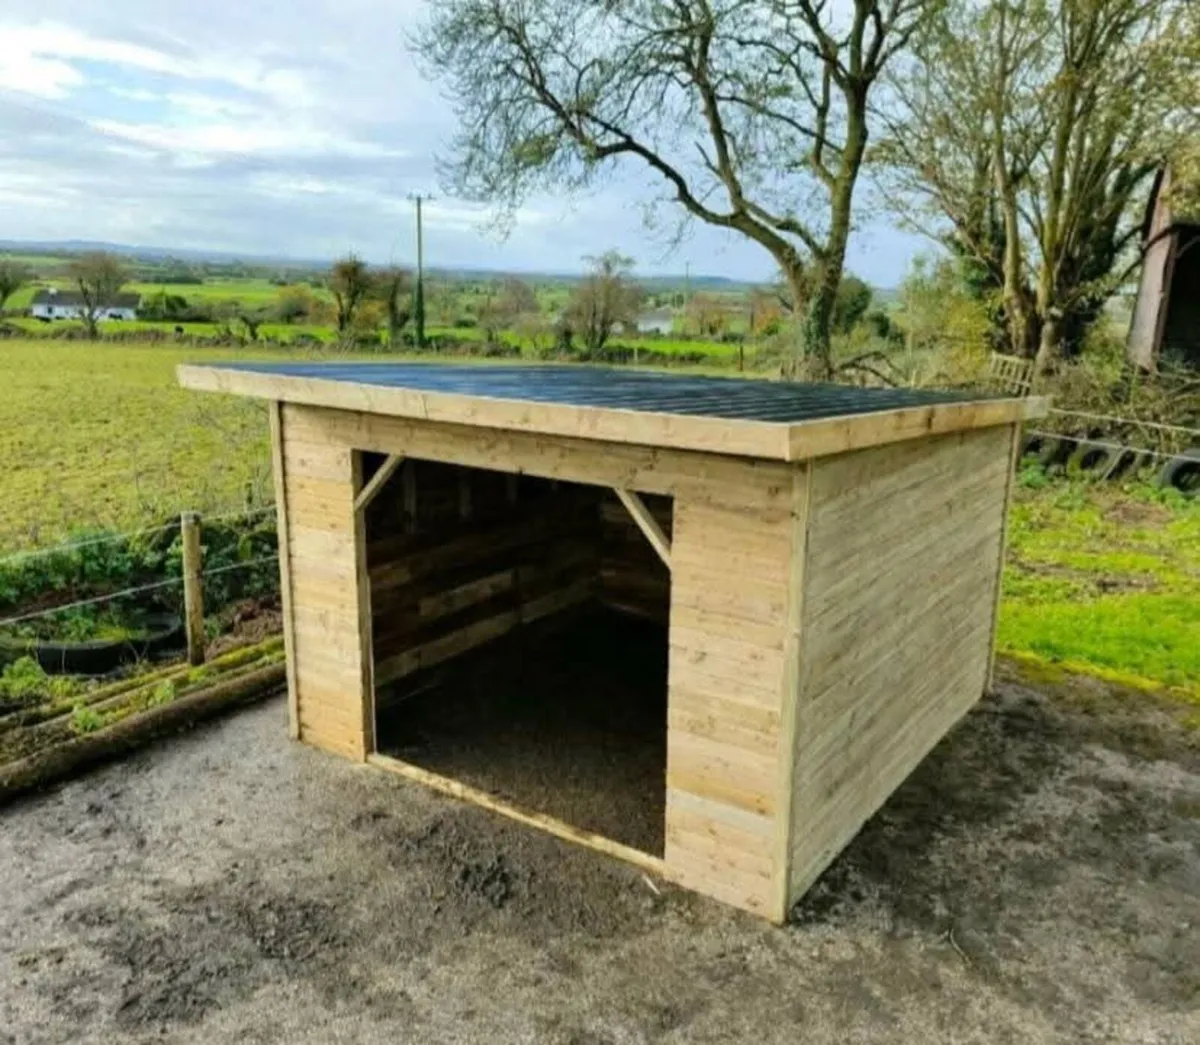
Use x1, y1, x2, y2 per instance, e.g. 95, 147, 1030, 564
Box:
1, 666, 1197, 1044
377, 612, 668, 855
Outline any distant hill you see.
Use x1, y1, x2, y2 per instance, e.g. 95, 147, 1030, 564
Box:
0, 240, 762, 290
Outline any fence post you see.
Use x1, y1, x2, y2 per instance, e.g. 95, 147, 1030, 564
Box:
181, 512, 205, 666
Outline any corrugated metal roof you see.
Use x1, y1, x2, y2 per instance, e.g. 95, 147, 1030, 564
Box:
212, 361, 988, 423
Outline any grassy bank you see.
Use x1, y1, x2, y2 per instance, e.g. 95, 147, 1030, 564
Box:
1001, 471, 1199, 700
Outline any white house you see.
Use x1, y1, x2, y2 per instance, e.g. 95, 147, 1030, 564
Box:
30, 288, 140, 322
634, 308, 675, 335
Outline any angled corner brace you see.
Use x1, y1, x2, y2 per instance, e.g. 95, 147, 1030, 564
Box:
354, 454, 405, 514
613, 487, 672, 571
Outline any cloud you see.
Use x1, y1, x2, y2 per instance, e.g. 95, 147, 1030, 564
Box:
0, 50, 85, 99
90, 118, 405, 161
0, 3, 923, 284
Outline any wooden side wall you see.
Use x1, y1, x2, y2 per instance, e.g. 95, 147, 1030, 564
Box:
664, 466, 803, 920
785, 425, 1014, 908
274, 410, 373, 760
366, 462, 600, 693
598, 492, 672, 622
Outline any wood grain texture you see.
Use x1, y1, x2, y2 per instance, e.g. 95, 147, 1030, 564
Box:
281, 403, 793, 501
280, 413, 371, 759
366, 463, 601, 693
784, 427, 1013, 910
268, 402, 300, 740
664, 465, 801, 919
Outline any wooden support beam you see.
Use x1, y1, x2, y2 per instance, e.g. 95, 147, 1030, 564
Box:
354, 454, 404, 513
268, 401, 300, 740
614, 487, 672, 570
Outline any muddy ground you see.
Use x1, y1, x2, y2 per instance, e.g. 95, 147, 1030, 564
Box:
378, 612, 669, 855
1, 665, 1197, 1044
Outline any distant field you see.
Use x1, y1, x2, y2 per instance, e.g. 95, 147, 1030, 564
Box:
0, 340, 294, 550
4, 315, 740, 358
5, 316, 339, 343
6, 278, 323, 310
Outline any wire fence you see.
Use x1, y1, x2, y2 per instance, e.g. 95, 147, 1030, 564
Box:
0, 554, 281, 630
0, 505, 283, 663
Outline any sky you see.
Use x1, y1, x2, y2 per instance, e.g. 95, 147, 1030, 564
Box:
0, 2, 926, 286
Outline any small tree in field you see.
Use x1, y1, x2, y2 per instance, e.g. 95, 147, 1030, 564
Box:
330, 255, 372, 337
686, 293, 730, 338
274, 285, 317, 324
479, 276, 539, 342
67, 252, 128, 339
376, 267, 413, 346
0, 260, 29, 311
565, 252, 643, 355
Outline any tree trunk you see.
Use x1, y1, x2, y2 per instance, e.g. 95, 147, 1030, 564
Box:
802, 267, 838, 381
1033, 312, 1060, 382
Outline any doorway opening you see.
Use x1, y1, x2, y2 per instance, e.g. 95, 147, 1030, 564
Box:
361, 455, 672, 859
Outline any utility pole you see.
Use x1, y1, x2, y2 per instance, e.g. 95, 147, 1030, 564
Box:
408, 193, 433, 349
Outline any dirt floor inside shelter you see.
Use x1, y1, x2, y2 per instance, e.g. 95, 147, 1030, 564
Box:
1, 665, 1197, 1044
376, 610, 668, 856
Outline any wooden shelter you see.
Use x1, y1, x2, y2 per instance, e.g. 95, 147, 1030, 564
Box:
178, 362, 1046, 922
1127, 168, 1200, 372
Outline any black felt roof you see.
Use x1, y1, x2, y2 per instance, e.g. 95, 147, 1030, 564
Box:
214, 362, 990, 424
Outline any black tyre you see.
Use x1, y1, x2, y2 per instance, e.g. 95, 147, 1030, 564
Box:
1158, 449, 1200, 496
1066, 441, 1116, 476
0, 614, 184, 676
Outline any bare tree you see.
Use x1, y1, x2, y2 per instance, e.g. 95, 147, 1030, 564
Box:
376, 267, 413, 346
330, 254, 372, 337
881, 0, 1186, 373
0, 260, 29, 311
67, 252, 129, 339
565, 251, 644, 354
414, 0, 935, 377
479, 276, 539, 341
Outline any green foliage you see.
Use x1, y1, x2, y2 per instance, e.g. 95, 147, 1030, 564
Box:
0, 657, 83, 705
144, 680, 176, 708
69, 703, 107, 735
832, 276, 873, 334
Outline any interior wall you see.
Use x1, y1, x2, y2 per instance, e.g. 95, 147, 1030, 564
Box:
598, 492, 672, 622
366, 460, 603, 697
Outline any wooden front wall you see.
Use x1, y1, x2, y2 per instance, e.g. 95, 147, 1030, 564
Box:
271, 401, 1017, 923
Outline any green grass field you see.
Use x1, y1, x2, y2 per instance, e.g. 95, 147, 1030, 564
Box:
6, 278, 321, 311
0, 337, 1195, 696
0, 340, 288, 548
1000, 472, 1200, 698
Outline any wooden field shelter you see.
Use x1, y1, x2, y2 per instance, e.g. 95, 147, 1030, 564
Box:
179, 362, 1046, 922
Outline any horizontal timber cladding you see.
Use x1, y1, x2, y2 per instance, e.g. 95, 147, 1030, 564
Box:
276, 426, 373, 760
280, 404, 793, 504
664, 464, 807, 920
363, 459, 602, 693
785, 425, 1015, 910
599, 493, 672, 623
